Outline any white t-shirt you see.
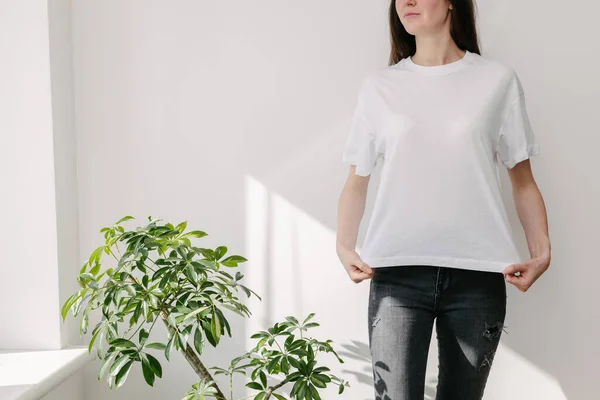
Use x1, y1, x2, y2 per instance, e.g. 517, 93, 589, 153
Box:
342, 50, 539, 273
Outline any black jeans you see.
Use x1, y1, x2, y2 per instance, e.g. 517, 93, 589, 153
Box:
368, 265, 507, 400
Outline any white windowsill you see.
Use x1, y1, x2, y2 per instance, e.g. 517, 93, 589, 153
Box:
0, 347, 94, 400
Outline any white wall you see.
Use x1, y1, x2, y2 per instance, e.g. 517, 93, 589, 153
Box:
41, 371, 84, 400
0, 0, 62, 350
69, 1, 599, 399
0, 1, 84, 398
477, 1, 600, 398
48, 0, 83, 350
0, 0, 81, 352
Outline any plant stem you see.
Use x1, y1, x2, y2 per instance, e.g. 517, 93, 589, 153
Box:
263, 378, 289, 400
126, 319, 145, 341
274, 338, 283, 354
158, 311, 228, 400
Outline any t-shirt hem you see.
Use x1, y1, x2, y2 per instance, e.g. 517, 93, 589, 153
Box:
362, 255, 514, 274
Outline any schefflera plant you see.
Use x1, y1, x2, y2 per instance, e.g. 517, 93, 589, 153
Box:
61, 216, 350, 400
201, 314, 350, 400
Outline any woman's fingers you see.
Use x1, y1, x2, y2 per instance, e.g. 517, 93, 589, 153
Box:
502, 263, 522, 276
503, 263, 526, 291
503, 259, 539, 292
355, 259, 373, 275
349, 264, 374, 283
339, 250, 374, 283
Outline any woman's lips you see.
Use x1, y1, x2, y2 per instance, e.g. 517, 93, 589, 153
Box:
404, 13, 420, 18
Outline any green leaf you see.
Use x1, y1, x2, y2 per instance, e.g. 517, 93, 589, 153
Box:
98, 353, 117, 380
115, 215, 134, 224
195, 259, 218, 271
193, 327, 204, 355
175, 221, 188, 233
175, 332, 186, 351
146, 353, 162, 378
312, 373, 330, 384
124, 284, 136, 296
148, 293, 158, 309
281, 356, 290, 374
145, 342, 166, 350
259, 370, 267, 388
288, 357, 300, 369
107, 322, 118, 340
186, 264, 198, 284
172, 305, 193, 313
79, 261, 89, 274
273, 394, 287, 400
202, 321, 217, 347
308, 383, 321, 400
287, 371, 302, 382
89, 246, 105, 266
109, 338, 136, 348
307, 346, 315, 363
88, 327, 102, 354
246, 382, 263, 391
182, 305, 211, 322
290, 380, 301, 397
211, 312, 221, 342
61, 293, 80, 321
220, 255, 247, 267
251, 332, 268, 339
239, 284, 260, 300
214, 246, 227, 261
89, 263, 101, 276
152, 267, 170, 281
109, 355, 130, 377
302, 313, 315, 324
115, 360, 134, 388
310, 378, 326, 389
297, 381, 308, 399
141, 356, 155, 386
79, 272, 94, 281
185, 230, 207, 238
266, 356, 279, 374
139, 328, 149, 345
165, 336, 175, 361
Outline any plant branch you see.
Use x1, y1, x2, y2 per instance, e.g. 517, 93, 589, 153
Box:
158, 311, 228, 400
264, 377, 290, 400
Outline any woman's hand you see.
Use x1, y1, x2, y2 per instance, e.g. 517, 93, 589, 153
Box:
337, 246, 374, 283
502, 253, 551, 292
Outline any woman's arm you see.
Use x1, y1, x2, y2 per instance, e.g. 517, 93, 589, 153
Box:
336, 166, 374, 283
502, 159, 552, 292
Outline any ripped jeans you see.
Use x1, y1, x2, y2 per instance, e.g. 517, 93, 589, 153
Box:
368, 265, 507, 400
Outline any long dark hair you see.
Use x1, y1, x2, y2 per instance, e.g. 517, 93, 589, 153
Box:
388, 0, 481, 66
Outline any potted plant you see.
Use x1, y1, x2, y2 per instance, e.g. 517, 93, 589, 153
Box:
61, 216, 350, 400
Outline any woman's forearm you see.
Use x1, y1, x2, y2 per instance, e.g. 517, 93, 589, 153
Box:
336, 180, 368, 254
513, 182, 551, 259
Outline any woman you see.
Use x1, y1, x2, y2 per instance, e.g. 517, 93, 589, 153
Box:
336, 0, 551, 399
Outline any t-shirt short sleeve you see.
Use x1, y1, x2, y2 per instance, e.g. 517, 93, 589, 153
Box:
496, 72, 540, 169
341, 77, 382, 176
